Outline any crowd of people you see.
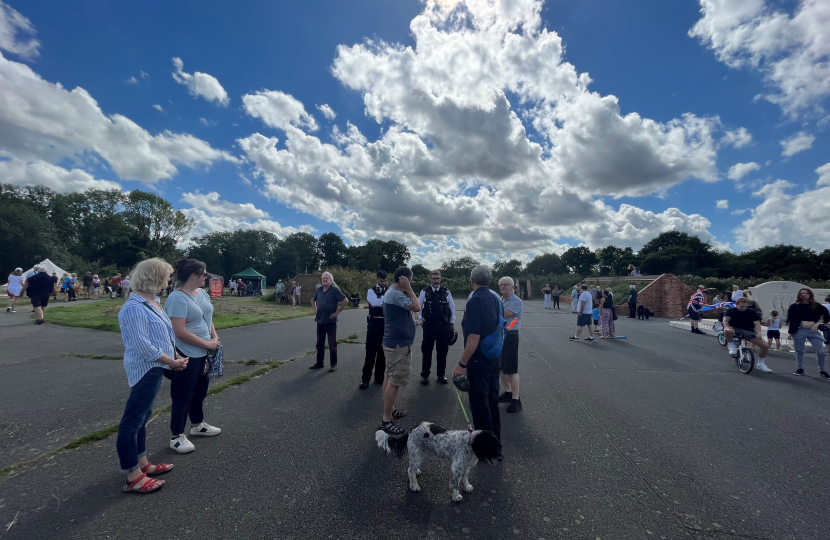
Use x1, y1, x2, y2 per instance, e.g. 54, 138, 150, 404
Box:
6, 257, 828, 495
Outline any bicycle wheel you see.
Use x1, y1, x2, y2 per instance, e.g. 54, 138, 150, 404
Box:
717, 333, 727, 346
736, 347, 755, 374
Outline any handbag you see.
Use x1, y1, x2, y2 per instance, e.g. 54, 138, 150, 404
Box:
171, 289, 224, 380
612, 306, 618, 321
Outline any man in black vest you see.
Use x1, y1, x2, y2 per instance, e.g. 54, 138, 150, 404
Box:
417, 270, 456, 385
360, 271, 388, 389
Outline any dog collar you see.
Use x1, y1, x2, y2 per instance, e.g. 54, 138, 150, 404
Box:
468, 426, 473, 443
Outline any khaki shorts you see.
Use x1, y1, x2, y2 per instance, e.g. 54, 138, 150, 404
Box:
383, 345, 412, 387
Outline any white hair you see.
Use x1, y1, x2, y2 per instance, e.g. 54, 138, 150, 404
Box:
321, 271, 337, 287
498, 276, 514, 288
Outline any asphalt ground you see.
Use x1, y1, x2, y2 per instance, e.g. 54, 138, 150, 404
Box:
0, 300, 363, 469
0, 300, 828, 539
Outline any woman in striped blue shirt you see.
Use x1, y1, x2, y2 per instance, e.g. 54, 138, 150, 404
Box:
116, 258, 189, 494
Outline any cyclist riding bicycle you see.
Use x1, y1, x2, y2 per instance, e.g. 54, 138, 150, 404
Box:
723, 297, 771, 372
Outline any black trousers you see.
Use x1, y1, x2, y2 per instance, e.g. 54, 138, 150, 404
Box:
421, 323, 450, 378
362, 319, 386, 383
553, 296, 560, 308
170, 356, 209, 435
467, 356, 501, 441
628, 301, 636, 318
316, 323, 338, 366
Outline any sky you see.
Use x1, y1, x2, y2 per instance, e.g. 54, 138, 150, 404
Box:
1, 0, 828, 268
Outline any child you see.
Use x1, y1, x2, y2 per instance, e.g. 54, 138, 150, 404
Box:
592, 301, 601, 334
762, 310, 781, 351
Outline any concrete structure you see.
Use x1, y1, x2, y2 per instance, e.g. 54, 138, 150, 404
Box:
623, 273, 694, 318
749, 281, 830, 322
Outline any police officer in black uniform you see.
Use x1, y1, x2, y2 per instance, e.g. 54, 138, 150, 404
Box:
418, 270, 456, 385
360, 271, 388, 389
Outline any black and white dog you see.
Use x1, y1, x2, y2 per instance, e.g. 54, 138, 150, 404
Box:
375, 422, 502, 502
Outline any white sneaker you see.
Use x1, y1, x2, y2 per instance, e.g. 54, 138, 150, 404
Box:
727, 344, 738, 355
170, 434, 195, 453
190, 422, 222, 437
756, 362, 772, 373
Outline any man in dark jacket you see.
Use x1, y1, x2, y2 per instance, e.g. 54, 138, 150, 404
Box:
23, 268, 57, 324
453, 265, 502, 444
417, 270, 456, 385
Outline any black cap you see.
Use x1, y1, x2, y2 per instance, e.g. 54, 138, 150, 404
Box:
452, 375, 470, 392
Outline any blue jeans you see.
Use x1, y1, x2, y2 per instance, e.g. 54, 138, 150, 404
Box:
793, 327, 827, 371
116, 367, 164, 473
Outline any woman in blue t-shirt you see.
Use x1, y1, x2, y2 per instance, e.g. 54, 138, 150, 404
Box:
164, 259, 223, 454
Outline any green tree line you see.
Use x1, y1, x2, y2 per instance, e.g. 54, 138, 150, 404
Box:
2, 185, 827, 285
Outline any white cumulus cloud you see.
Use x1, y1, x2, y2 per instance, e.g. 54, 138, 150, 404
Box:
716, 199, 729, 209
181, 191, 270, 219
734, 163, 830, 250
720, 127, 752, 148
152, 104, 164, 112
242, 90, 319, 132
316, 103, 336, 120
180, 207, 314, 243
727, 161, 761, 180
124, 76, 138, 85
690, 0, 830, 117
0, 51, 236, 183
0, 158, 121, 192
0, 1, 40, 59
235, 0, 725, 260
171, 57, 229, 106
780, 131, 814, 156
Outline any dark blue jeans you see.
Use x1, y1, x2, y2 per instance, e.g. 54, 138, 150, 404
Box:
116, 367, 165, 473
170, 356, 209, 436
467, 356, 501, 441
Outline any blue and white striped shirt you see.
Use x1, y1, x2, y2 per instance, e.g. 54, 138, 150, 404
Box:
119, 293, 174, 387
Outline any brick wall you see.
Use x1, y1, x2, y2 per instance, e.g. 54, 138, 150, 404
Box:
292, 273, 322, 304
616, 273, 694, 318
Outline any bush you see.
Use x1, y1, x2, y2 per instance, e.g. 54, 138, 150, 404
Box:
676, 275, 830, 295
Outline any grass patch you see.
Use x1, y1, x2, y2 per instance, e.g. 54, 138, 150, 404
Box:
47, 296, 315, 332
336, 333, 361, 344
206, 362, 281, 396
63, 424, 119, 449
63, 353, 122, 360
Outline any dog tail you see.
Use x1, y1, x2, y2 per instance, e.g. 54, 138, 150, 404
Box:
375, 429, 409, 459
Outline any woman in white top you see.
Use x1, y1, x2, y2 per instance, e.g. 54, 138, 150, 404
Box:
6, 268, 25, 313
571, 287, 579, 313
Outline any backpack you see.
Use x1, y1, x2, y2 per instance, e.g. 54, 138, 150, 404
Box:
479, 302, 506, 361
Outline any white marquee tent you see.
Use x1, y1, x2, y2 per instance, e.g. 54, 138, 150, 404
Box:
22, 259, 69, 278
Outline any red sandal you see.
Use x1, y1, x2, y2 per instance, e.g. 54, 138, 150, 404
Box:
122, 473, 164, 494
141, 462, 174, 476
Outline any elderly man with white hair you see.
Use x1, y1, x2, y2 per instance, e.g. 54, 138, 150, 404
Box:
310, 272, 348, 372
498, 276, 523, 413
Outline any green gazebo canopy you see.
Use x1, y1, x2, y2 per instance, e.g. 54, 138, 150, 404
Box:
230, 267, 266, 290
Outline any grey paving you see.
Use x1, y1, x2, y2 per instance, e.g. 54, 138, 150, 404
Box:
0, 302, 828, 539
